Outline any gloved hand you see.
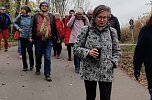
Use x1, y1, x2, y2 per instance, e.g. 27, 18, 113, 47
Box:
134, 70, 140, 81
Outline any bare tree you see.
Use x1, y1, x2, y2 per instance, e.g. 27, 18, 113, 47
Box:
69, 0, 90, 12
50, 0, 90, 18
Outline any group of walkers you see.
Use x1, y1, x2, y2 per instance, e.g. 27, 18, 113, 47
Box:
1, 1, 152, 100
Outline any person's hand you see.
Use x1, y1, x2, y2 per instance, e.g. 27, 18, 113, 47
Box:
18, 28, 23, 32
83, 15, 87, 18
88, 48, 99, 58
72, 13, 75, 16
134, 70, 140, 81
57, 40, 60, 43
29, 38, 32, 43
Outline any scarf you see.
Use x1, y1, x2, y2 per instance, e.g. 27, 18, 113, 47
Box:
39, 11, 49, 41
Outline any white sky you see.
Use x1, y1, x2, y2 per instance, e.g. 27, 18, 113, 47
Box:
30, 0, 150, 26
90, 0, 150, 26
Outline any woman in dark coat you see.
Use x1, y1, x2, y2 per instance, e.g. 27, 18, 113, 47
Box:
133, 16, 152, 100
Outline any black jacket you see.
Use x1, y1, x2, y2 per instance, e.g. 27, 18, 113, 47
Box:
109, 14, 121, 40
0, 13, 11, 30
133, 25, 152, 88
31, 13, 60, 41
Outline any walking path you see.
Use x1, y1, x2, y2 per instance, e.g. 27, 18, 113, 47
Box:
0, 46, 149, 100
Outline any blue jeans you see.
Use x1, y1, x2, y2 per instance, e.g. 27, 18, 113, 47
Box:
18, 40, 22, 56
74, 54, 80, 71
34, 39, 53, 76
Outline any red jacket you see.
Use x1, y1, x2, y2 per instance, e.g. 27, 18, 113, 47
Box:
64, 16, 72, 45
56, 18, 64, 38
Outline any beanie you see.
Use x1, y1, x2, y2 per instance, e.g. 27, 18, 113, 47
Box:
39, 2, 49, 9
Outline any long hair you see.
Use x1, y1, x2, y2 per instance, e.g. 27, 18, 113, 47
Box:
146, 16, 152, 27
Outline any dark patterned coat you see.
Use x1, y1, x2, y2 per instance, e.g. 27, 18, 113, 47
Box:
73, 25, 121, 82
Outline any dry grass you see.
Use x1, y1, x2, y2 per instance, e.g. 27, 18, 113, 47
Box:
119, 45, 148, 88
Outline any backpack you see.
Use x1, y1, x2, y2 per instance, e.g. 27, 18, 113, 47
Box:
83, 26, 113, 47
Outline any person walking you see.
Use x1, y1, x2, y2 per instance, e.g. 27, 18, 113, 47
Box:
133, 16, 152, 100
53, 12, 64, 59
67, 8, 90, 73
64, 9, 75, 61
14, 5, 34, 71
13, 10, 22, 59
86, 9, 93, 23
108, 7, 121, 41
0, 7, 11, 51
31, 2, 60, 81
73, 5, 121, 100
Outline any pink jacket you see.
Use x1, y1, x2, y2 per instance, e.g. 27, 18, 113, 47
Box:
67, 15, 90, 43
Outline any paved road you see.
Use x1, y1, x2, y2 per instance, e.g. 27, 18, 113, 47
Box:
0, 46, 150, 100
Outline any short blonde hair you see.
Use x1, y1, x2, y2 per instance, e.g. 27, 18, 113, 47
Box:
87, 9, 93, 14
75, 8, 83, 14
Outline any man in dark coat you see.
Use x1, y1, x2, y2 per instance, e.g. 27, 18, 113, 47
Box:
31, 2, 60, 82
0, 7, 11, 51
133, 16, 152, 100
108, 7, 121, 40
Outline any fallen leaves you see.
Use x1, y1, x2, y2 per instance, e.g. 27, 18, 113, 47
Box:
119, 51, 148, 88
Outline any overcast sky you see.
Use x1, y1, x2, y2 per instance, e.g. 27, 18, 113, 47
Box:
31, 0, 150, 26
90, 0, 150, 26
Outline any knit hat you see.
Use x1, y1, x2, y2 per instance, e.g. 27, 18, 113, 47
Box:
39, 2, 49, 9
21, 5, 31, 13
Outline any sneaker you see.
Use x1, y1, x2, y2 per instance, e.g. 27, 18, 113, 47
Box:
56, 55, 60, 59
35, 71, 40, 75
68, 58, 72, 61
4, 49, 8, 52
75, 69, 79, 74
23, 68, 28, 71
45, 75, 52, 82
19, 55, 22, 59
30, 67, 33, 71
